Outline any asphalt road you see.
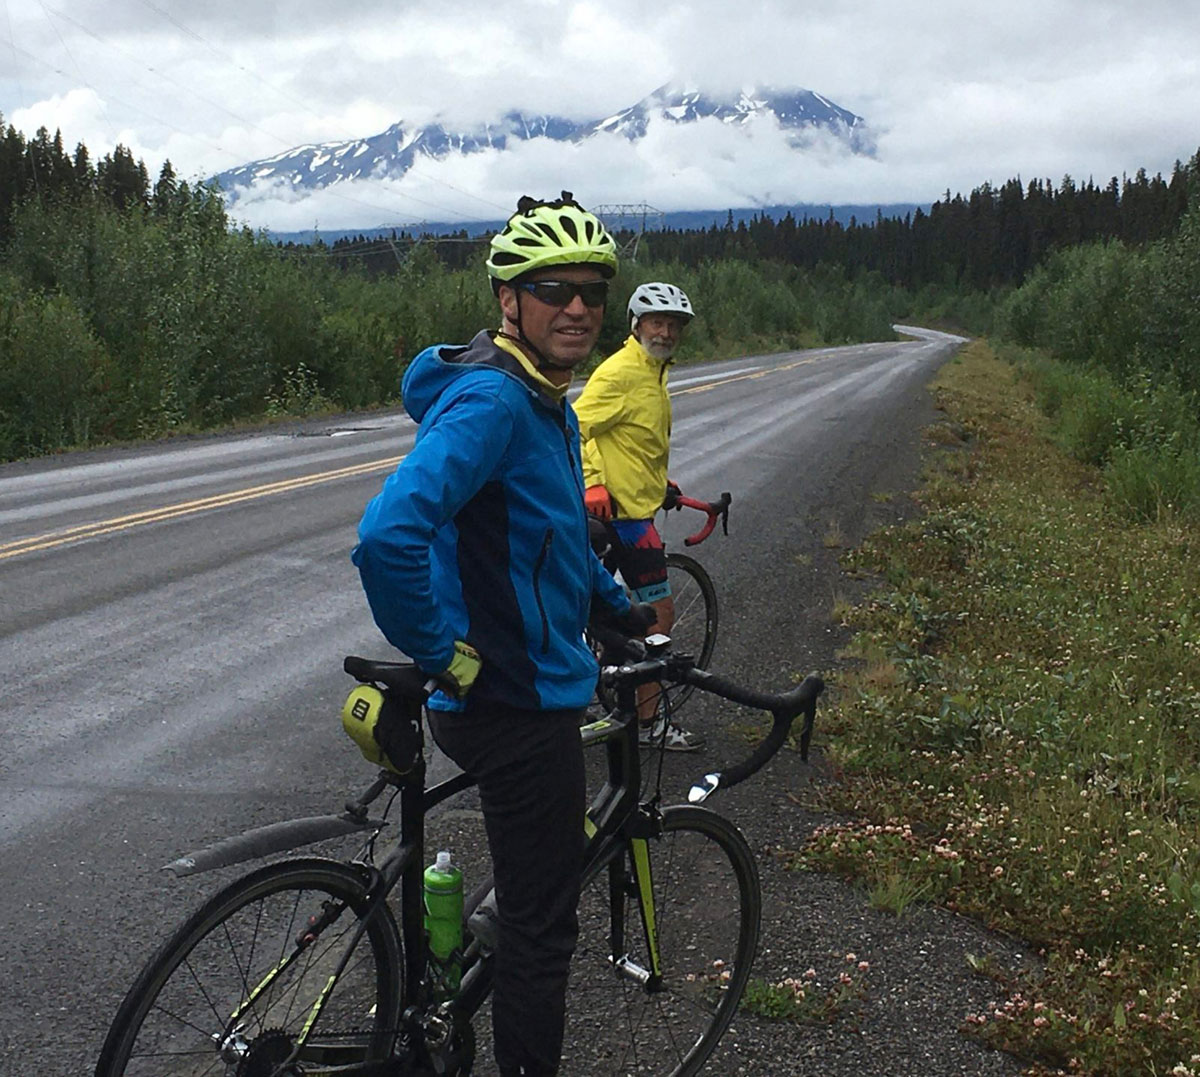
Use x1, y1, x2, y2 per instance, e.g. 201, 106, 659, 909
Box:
0, 326, 968, 1075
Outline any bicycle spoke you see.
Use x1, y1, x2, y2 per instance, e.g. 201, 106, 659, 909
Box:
97, 861, 403, 1077
562, 807, 759, 1075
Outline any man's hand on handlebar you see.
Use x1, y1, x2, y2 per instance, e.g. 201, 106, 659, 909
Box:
617, 601, 658, 636
589, 601, 657, 655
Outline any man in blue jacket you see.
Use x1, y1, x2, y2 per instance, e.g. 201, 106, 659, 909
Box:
353, 192, 644, 1076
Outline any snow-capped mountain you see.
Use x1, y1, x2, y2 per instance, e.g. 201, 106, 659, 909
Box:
211, 83, 870, 202
214, 112, 587, 193
584, 83, 869, 149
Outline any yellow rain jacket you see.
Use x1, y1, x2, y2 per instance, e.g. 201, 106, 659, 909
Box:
574, 335, 671, 520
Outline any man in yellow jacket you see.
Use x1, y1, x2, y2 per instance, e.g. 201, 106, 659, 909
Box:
575, 281, 705, 751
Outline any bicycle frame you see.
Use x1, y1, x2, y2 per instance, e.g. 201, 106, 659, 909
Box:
226, 681, 666, 1073
453, 670, 667, 1017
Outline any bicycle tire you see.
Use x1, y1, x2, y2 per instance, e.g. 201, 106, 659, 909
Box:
661, 552, 718, 712
95, 857, 405, 1077
562, 805, 761, 1076
591, 553, 718, 718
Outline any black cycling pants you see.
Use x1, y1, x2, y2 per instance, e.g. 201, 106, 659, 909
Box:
428, 701, 585, 1077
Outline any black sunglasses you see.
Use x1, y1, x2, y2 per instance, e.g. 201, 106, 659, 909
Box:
516, 280, 609, 309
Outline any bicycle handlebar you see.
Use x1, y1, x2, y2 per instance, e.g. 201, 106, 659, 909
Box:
681, 668, 823, 803
348, 637, 823, 806
663, 490, 732, 546
589, 626, 824, 801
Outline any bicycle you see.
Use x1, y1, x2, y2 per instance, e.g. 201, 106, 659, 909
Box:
589, 489, 731, 718
94, 632, 822, 1077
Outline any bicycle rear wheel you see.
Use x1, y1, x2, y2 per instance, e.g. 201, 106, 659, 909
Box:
563, 805, 760, 1076
661, 553, 718, 712
95, 857, 404, 1077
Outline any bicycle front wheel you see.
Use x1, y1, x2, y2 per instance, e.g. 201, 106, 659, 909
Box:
95, 857, 404, 1077
662, 552, 718, 711
563, 805, 761, 1076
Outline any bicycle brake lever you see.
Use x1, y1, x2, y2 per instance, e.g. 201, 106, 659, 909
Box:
688, 772, 721, 804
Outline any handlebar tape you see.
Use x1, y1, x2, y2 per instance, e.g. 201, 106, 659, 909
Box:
681, 670, 824, 787
682, 491, 732, 546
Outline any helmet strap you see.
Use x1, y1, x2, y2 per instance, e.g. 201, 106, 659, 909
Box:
502, 291, 576, 373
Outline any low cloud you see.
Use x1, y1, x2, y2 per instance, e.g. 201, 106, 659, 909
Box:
4, 0, 1198, 231
221, 114, 895, 233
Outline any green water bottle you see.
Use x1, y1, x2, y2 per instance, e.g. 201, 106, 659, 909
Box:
423, 850, 463, 996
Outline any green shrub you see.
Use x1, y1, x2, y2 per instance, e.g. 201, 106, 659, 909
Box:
0, 283, 115, 457
0, 198, 912, 460
1054, 372, 1140, 466
1106, 441, 1200, 522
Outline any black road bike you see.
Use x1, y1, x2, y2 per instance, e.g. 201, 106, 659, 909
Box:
95, 631, 822, 1076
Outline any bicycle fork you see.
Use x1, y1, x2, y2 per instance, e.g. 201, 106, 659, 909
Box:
611, 834, 664, 990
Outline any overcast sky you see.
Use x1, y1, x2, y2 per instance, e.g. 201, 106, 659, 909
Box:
3, 0, 1199, 231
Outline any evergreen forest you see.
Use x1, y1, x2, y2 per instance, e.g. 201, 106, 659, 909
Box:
2, 113, 1199, 471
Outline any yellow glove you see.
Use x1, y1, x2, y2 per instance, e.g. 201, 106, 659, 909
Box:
436, 640, 482, 698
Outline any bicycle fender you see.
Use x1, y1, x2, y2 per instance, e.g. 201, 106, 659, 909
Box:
164, 813, 388, 877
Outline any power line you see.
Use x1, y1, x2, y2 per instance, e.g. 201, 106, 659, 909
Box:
134, 0, 333, 126
40, 2, 297, 151
131, 0, 511, 219
0, 28, 458, 227
269, 232, 490, 258
0, 31, 246, 165
8, 4, 543, 228
5, 4, 504, 225
36, 0, 122, 153
3, 0, 40, 195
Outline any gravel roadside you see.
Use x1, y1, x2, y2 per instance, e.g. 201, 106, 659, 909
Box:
653, 348, 1034, 1077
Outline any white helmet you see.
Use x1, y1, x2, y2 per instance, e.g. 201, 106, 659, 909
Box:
627, 282, 694, 329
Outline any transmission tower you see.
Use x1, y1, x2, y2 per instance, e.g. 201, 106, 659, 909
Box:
593, 203, 665, 261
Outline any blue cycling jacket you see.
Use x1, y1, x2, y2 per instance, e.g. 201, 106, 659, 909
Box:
353, 330, 629, 712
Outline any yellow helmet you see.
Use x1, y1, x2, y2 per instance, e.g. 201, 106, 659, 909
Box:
487, 191, 618, 287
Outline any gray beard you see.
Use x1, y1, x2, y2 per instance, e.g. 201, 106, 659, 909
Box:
643, 341, 675, 361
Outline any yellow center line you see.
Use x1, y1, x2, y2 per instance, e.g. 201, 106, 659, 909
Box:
1, 455, 403, 562
670, 356, 816, 396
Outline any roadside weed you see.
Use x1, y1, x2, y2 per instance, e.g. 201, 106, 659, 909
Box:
868, 869, 933, 917
742, 953, 870, 1025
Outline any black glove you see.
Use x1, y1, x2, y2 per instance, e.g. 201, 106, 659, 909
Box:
662, 480, 682, 511
618, 601, 658, 636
